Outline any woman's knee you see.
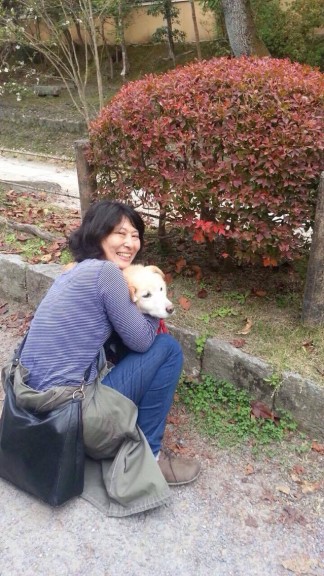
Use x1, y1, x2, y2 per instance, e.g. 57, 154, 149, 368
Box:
154, 333, 183, 363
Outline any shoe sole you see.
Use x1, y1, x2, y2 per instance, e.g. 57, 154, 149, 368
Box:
167, 468, 201, 486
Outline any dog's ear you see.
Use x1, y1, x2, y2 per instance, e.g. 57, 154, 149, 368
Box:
128, 285, 138, 303
145, 265, 165, 279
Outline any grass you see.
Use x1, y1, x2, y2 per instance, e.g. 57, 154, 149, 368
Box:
0, 118, 85, 159
142, 228, 324, 386
0, 42, 224, 158
4, 232, 47, 259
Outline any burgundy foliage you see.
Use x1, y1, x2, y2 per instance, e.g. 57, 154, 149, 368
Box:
89, 57, 324, 265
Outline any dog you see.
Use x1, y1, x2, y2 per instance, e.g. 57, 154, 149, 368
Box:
123, 264, 174, 319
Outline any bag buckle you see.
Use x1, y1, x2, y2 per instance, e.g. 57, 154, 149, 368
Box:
72, 382, 85, 401
8, 358, 19, 385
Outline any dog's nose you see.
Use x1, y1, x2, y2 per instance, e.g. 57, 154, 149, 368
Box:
166, 305, 174, 315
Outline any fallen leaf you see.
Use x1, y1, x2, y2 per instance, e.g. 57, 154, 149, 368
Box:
175, 257, 186, 274
178, 296, 191, 311
291, 464, 305, 476
15, 234, 30, 242
197, 288, 208, 299
282, 555, 322, 574
164, 272, 173, 285
245, 515, 258, 528
191, 265, 202, 282
250, 400, 279, 423
245, 463, 254, 475
0, 302, 9, 315
236, 318, 253, 335
290, 473, 301, 483
230, 338, 246, 348
302, 340, 315, 352
40, 254, 52, 263
169, 442, 186, 454
281, 505, 307, 526
311, 441, 324, 454
252, 288, 267, 297
262, 488, 275, 502
301, 480, 322, 494
276, 484, 291, 495
166, 415, 181, 425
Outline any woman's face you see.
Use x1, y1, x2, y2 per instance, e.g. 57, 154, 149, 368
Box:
101, 217, 141, 269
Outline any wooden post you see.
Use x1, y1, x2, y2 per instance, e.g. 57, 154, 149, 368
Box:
302, 172, 324, 326
74, 139, 97, 219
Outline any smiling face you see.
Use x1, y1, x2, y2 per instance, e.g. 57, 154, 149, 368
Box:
101, 217, 141, 270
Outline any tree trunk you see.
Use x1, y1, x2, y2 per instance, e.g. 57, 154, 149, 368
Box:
302, 172, 324, 326
118, 0, 129, 79
73, 18, 84, 49
189, 0, 202, 60
221, 0, 270, 57
74, 139, 97, 219
86, 0, 104, 110
164, 0, 176, 66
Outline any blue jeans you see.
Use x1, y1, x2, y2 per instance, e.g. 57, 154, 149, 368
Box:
101, 334, 183, 456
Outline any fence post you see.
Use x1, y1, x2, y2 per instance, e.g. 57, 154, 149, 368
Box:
302, 172, 324, 326
74, 139, 97, 219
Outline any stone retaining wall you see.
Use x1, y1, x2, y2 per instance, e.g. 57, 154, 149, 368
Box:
0, 109, 86, 134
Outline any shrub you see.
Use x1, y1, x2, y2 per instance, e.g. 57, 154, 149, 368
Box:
89, 57, 324, 265
251, 0, 324, 70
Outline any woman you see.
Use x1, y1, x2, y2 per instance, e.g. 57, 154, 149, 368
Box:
16, 200, 200, 515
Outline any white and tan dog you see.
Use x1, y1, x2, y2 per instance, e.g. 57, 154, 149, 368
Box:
123, 264, 174, 319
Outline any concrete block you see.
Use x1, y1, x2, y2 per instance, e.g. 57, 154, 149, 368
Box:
167, 323, 201, 378
33, 85, 61, 97
26, 263, 63, 308
202, 337, 274, 405
0, 254, 27, 302
277, 371, 324, 439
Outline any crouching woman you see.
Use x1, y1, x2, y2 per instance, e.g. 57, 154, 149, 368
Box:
8, 200, 200, 516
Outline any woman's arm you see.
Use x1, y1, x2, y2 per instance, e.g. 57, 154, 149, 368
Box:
98, 262, 159, 353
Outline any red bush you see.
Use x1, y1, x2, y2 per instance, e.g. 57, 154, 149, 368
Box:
89, 57, 324, 265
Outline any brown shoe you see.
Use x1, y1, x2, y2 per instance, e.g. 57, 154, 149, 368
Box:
158, 452, 201, 486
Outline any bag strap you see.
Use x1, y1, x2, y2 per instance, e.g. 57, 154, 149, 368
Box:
10, 329, 92, 399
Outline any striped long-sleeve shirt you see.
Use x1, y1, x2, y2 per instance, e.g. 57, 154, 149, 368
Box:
20, 259, 159, 391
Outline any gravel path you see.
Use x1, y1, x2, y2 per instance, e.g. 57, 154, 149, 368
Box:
0, 153, 79, 209
0, 303, 323, 576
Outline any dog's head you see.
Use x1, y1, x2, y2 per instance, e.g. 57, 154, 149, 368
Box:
123, 265, 174, 319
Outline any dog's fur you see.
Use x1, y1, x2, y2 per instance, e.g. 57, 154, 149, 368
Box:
123, 264, 174, 319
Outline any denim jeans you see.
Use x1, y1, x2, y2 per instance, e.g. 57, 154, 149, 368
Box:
101, 334, 183, 456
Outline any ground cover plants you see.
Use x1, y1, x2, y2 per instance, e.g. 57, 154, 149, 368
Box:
177, 373, 297, 447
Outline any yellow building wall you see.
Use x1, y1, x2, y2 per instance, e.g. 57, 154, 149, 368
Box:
122, 2, 215, 44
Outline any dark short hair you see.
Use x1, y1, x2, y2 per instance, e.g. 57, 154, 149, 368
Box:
69, 200, 145, 262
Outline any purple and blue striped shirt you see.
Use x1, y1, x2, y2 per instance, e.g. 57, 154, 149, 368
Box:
20, 259, 159, 390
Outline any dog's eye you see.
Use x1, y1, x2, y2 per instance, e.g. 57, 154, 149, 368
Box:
142, 292, 151, 299
160, 287, 163, 291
